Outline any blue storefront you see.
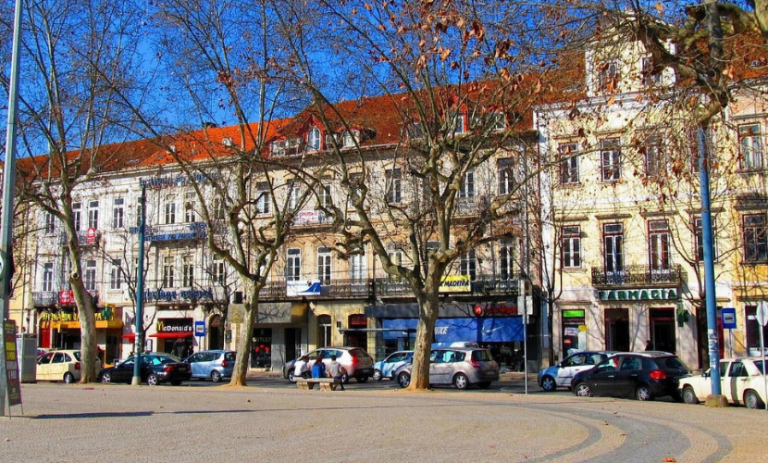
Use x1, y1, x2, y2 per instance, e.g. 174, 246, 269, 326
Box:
365, 302, 528, 371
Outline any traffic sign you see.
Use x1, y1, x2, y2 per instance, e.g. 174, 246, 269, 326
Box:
194, 321, 206, 337
721, 308, 737, 330
756, 302, 768, 327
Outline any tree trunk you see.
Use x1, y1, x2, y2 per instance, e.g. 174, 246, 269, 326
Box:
71, 278, 97, 383
230, 282, 258, 386
407, 295, 440, 390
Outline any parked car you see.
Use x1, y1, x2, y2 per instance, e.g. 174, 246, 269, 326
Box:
98, 353, 191, 386
36, 350, 99, 383
184, 350, 236, 382
373, 351, 413, 381
283, 347, 374, 383
395, 347, 499, 390
678, 357, 767, 409
538, 351, 616, 392
571, 352, 689, 401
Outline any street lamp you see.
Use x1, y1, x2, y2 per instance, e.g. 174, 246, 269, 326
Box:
132, 185, 147, 385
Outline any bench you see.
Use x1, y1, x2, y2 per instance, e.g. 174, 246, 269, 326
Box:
296, 377, 342, 391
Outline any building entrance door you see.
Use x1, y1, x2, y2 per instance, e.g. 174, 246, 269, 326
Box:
605, 308, 630, 351
649, 308, 676, 353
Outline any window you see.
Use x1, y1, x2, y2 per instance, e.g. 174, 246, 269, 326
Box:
213, 198, 225, 221
407, 122, 423, 139
561, 226, 581, 268
600, 139, 621, 182
317, 247, 332, 284
448, 112, 465, 134
746, 305, 768, 356
162, 256, 175, 287
603, 223, 624, 273
387, 248, 403, 280
498, 159, 515, 195
212, 257, 225, 285
286, 248, 301, 281
342, 130, 358, 148
598, 60, 619, 92
648, 220, 672, 271
489, 112, 506, 131
72, 202, 81, 232
559, 143, 580, 184
110, 259, 122, 290
386, 168, 402, 204
84, 260, 97, 291
460, 170, 474, 198
694, 217, 717, 262
88, 201, 99, 229
45, 212, 55, 234
743, 214, 768, 262
349, 252, 366, 280
307, 127, 321, 151
288, 182, 301, 210
739, 124, 765, 170
112, 198, 124, 229
460, 249, 477, 281
318, 184, 332, 209
499, 240, 514, 280
644, 135, 664, 177
185, 191, 196, 222
43, 263, 54, 292
182, 256, 194, 287
164, 195, 176, 224
642, 57, 661, 86
256, 182, 271, 214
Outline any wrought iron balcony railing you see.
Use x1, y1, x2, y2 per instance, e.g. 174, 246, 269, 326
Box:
591, 264, 684, 287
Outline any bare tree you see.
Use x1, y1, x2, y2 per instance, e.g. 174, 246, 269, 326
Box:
6, 0, 153, 382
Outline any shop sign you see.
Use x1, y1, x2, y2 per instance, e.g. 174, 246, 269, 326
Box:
439, 275, 470, 293
3, 321, 22, 406
144, 287, 213, 302
597, 288, 678, 301
562, 310, 585, 318
473, 304, 518, 316
140, 172, 216, 189
156, 318, 193, 333
286, 280, 321, 296
86, 228, 97, 243
294, 210, 327, 225
59, 290, 74, 305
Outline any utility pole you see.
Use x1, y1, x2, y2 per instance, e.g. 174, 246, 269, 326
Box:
132, 185, 147, 385
0, 0, 23, 417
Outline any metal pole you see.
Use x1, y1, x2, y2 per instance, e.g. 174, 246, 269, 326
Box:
0, 0, 23, 417
697, 126, 721, 396
132, 185, 147, 385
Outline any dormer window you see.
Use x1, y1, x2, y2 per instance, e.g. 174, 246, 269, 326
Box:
642, 58, 661, 86
342, 130, 358, 148
448, 112, 465, 134
598, 61, 620, 92
222, 137, 233, 147
307, 127, 322, 151
407, 122, 423, 139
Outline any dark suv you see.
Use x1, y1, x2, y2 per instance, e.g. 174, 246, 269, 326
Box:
571, 352, 689, 401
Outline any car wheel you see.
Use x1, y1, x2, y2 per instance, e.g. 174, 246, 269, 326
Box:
146, 373, 159, 386
635, 384, 654, 401
357, 375, 369, 383
397, 372, 411, 388
478, 382, 491, 389
211, 370, 222, 383
100, 372, 111, 383
745, 390, 763, 409
541, 375, 557, 392
373, 369, 382, 381
574, 382, 592, 397
682, 386, 699, 405
287, 370, 296, 383
340, 369, 349, 384
63, 372, 75, 384
453, 373, 469, 390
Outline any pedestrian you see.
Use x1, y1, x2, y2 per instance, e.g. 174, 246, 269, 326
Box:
311, 356, 326, 379
327, 354, 345, 391
645, 340, 652, 351
294, 355, 310, 380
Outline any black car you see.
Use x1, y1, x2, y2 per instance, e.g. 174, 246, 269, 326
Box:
571, 352, 689, 401
98, 353, 192, 386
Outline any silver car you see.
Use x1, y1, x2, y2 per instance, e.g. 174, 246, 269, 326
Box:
537, 351, 616, 392
184, 350, 236, 382
283, 347, 374, 384
395, 347, 499, 390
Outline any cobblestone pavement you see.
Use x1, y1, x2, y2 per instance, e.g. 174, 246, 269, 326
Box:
1, 375, 767, 463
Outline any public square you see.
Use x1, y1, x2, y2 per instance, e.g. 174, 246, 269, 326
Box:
1, 373, 766, 463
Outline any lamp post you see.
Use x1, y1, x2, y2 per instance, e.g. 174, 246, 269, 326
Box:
132, 185, 147, 385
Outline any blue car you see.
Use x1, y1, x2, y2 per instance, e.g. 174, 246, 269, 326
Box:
184, 350, 236, 382
373, 351, 413, 381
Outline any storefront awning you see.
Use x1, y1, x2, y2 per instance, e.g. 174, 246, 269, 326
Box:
121, 333, 135, 342
149, 331, 193, 339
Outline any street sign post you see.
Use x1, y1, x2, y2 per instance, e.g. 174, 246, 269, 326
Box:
757, 301, 768, 411
722, 308, 737, 358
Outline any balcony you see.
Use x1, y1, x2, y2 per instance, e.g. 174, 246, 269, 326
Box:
58, 230, 101, 247
591, 264, 684, 288
257, 279, 374, 301
33, 291, 58, 307
375, 275, 520, 298
140, 222, 207, 242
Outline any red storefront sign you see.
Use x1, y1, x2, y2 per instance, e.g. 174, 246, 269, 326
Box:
59, 290, 74, 305
86, 228, 97, 243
